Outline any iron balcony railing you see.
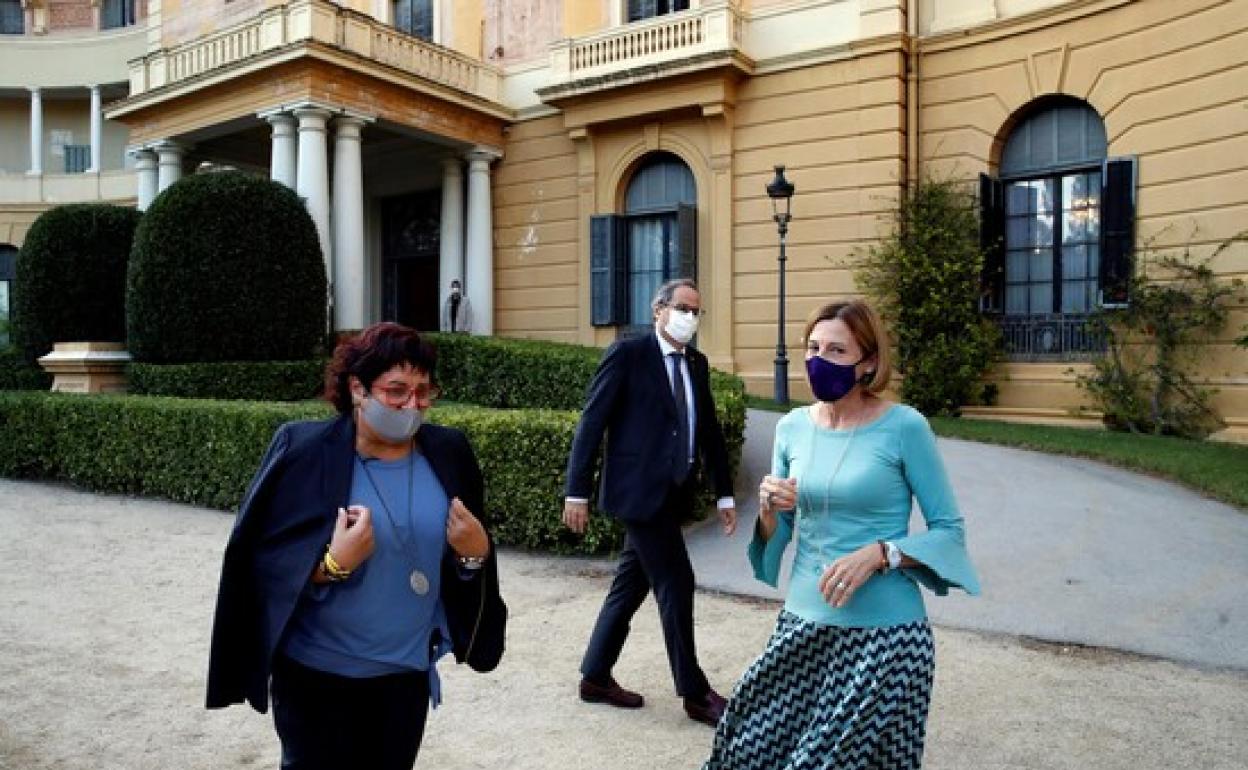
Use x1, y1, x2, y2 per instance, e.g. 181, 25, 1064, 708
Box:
993, 312, 1108, 362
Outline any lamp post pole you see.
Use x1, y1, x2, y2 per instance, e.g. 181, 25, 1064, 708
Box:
774, 211, 791, 405
766, 165, 795, 405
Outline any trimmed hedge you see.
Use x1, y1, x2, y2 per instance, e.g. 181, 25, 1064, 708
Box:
126, 172, 326, 364
426, 331, 747, 479
0, 392, 622, 555
11, 203, 141, 362
427, 332, 601, 409
0, 346, 52, 391
128, 360, 325, 401
125, 333, 747, 480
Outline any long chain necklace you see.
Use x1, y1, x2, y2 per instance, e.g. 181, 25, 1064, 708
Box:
357, 443, 431, 596
797, 405, 859, 569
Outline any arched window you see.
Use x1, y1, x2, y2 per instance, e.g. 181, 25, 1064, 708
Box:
0, 244, 16, 346
981, 98, 1136, 359
590, 152, 697, 329
393, 0, 433, 41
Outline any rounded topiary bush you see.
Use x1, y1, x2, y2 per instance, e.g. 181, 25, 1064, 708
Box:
127, 172, 327, 363
11, 203, 141, 362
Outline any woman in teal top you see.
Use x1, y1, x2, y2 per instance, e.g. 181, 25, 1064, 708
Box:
704, 299, 979, 770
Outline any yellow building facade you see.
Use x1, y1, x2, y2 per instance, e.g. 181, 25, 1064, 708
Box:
1, 0, 1245, 439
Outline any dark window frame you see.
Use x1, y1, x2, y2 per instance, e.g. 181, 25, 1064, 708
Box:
393, 0, 434, 41
627, 0, 691, 23
100, 0, 137, 30
591, 154, 697, 329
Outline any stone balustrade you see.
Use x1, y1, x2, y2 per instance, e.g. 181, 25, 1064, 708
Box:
127, 0, 501, 103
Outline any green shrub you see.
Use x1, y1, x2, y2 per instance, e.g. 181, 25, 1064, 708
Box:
128, 360, 326, 401
854, 177, 1000, 415
427, 332, 600, 409
11, 203, 141, 362
0, 346, 52, 391
126, 172, 326, 364
1076, 240, 1244, 439
0, 392, 624, 555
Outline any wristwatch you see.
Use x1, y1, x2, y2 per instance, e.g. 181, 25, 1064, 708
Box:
457, 554, 487, 570
885, 541, 902, 570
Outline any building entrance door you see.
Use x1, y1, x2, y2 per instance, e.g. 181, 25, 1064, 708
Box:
381, 190, 441, 331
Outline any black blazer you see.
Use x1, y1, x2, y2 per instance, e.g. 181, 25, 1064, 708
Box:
206, 414, 506, 713
564, 332, 733, 523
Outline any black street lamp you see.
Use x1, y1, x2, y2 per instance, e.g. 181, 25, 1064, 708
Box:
766, 165, 795, 405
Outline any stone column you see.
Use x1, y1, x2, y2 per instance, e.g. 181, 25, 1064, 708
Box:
265, 112, 298, 189
28, 87, 43, 175
294, 107, 333, 284
155, 141, 185, 192
331, 115, 368, 331
439, 157, 465, 321
132, 149, 158, 210
88, 85, 103, 173
463, 149, 499, 336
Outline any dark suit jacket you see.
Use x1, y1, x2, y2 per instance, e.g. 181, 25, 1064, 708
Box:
564, 332, 733, 523
206, 414, 506, 713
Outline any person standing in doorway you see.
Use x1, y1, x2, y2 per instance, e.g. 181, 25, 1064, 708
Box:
562, 278, 737, 727
440, 279, 474, 333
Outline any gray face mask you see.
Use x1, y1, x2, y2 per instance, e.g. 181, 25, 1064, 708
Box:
360, 396, 423, 444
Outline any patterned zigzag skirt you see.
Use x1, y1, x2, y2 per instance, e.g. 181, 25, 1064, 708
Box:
703, 612, 935, 770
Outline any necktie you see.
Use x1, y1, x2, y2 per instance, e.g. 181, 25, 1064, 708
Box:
669, 352, 690, 484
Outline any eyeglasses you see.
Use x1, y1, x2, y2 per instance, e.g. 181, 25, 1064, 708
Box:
668, 303, 704, 317
373, 383, 442, 406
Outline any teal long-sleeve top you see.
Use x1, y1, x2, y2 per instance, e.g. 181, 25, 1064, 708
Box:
749, 403, 980, 628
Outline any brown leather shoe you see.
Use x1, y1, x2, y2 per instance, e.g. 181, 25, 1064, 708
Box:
579, 676, 644, 709
684, 688, 727, 727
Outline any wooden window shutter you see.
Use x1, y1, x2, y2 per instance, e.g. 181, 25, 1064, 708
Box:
979, 173, 1005, 312
590, 214, 625, 326
1099, 157, 1137, 308
676, 203, 697, 281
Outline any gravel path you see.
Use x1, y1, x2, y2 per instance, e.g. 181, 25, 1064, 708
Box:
2, 479, 1245, 769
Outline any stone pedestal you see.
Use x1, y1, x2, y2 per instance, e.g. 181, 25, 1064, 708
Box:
37, 342, 132, 394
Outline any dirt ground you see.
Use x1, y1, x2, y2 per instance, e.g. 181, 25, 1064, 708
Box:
1, 479, 1246, 770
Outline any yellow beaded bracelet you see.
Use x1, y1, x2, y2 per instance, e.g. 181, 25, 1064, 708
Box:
323, 548, 352, 581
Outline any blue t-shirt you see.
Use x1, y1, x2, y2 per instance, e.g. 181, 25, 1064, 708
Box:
282, 452, 452, 678
749, 403, 980, 628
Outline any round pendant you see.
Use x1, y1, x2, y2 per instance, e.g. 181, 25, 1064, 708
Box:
409, 569, 430, 596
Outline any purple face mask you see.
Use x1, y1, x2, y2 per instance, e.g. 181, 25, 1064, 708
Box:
806, 354, 865, 403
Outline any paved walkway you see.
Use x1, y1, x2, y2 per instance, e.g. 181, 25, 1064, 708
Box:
685, 408, 1248, 670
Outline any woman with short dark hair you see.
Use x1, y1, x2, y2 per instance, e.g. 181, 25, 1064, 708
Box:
207, 321, 506, 770
703, 299, 979, 770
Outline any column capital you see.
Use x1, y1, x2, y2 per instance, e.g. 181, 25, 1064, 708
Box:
332, 114, 371, 138
261, 111, 297, 127
27, 86, 41, 96
151, 139, 188, 155
465, 146, 503, 165
293, 107, 333, 130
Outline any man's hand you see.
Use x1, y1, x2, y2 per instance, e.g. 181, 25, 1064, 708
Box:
563, 499, 589, 534
719, 506, 737, 536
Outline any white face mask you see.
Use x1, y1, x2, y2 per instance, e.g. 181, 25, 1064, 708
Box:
664, 309, 699, 345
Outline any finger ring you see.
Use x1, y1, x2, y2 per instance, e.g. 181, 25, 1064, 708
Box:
836, 580, 847, 590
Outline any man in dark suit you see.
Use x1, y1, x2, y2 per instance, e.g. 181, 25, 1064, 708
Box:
563, 278, 737, 727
